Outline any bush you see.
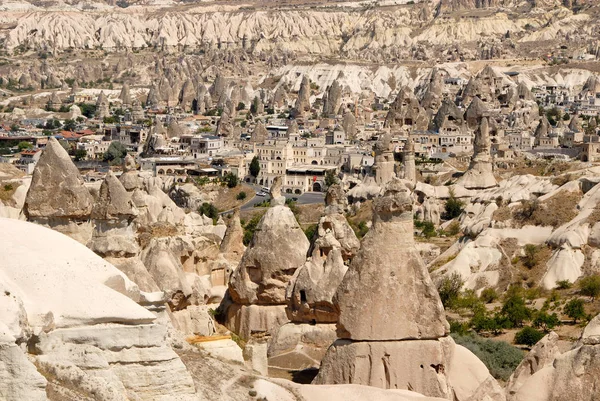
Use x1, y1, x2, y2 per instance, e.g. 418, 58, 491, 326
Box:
451, 334, 524, 381
242, 213, 263, 246
556, 280, 572, 290
236, 191, 247, 201
223, 172, 239, 188
514, 326, 545, 346
444, 189, 464, 220
564, 298, 586, 323
415, 219, 436, 238
304, 224, 317, 241
198, 202, 219, 220
481, 288, 499, 304
103, 141, 128, 165
533, 310, 560, 332
446, 220, 461, 236
499, 289, 532, 328
449, 319, 470, 336
350, 220, 369, 239
437, 273, 464, 308
579, 275, 600, 300
522, 244, 538, 269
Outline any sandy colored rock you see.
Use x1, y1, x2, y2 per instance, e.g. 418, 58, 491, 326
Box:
23, 137, 93, 219
335, 179, 449, 340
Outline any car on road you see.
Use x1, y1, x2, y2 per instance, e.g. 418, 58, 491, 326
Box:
256, 191, 267, 196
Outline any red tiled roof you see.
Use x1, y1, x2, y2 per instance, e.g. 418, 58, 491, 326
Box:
60, 131, 82, 139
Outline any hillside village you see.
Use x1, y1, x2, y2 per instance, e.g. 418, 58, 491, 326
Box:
3, 0, 600, 400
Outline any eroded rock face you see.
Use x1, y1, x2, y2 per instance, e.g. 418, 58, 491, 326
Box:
335, 179, 448, 341
456, 117, 498, 190
384, 86, 428, 132
228, 203, 309, 305
23, 137, 94, 243
323, 79, 342, 116
314, 180, 508, 399
292, 75, 311, 117
24, 137, 93, 220
512, 315, 600, 401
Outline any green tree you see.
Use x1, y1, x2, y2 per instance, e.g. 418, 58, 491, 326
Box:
63, 119, 76, 132
533, 310, 560, 332
499, 290, 532, 328
17, 141, 33, 151
223, 172, 239, 188
579, 275, 600, 300
325, 170, 338, 187
74, 148, 87, 161
249, 156, 260, 178
236, 191, 247, 201
514, 326, 545, 346
564, 298, 586, 323
444, 189, 464, 219
198, 202, 219, 221
236, 102, 246, 111
243, 213, 264, 246
103, 141, 128, 165
10, 124, 20, 132
437, 273, 464, 308
523, 244, 538, 269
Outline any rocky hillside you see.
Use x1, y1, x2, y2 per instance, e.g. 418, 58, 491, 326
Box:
0, 0, 598, 61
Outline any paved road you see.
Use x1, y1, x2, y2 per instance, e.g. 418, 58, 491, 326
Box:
240, 184, 325, 210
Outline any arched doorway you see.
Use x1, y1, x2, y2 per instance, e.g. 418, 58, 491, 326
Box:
312, 182, 322, 192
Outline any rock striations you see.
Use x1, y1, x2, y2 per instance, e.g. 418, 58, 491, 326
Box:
455, 116, 498, 190
225, 176, 310, 339
315, 179, 505, 401
269, 184, 360, 370
23, 136, 94, 244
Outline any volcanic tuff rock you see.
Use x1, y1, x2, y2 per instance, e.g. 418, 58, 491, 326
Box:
315, 181, 506, 400
334, 178, 448, 340
384, 86, 428, 132
292, 75, 311, 117
23, 137, 94, 243
511, 314, 600, 401
323, 79, 343, 116
456, 117, 498, 190
23, 137, 93, 219
0, 218, 201, 400
228, 194, 309, 305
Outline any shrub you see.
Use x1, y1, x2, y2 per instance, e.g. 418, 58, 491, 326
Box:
243, 213, 263, 246
564, 298, 586, 323
449, 319, 470, 336
198, 202, 219, 221
304, 224, 317, 241
444, 189, 464, 220
522, 244, 538, 269
223, 172, 239, 188
533, 310, 560, 332
514, 326, 545, 346
579, 275, 600, 300
236, 191, 247, 201
556, 280, 572, 290
481, 288, 499, 304
350, 220, 369, 239
446, 220, 461, 236
415, 219, 436, 238
451, 334, 524, 381
499, 289, 532, 328
437, 273, 464, 308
